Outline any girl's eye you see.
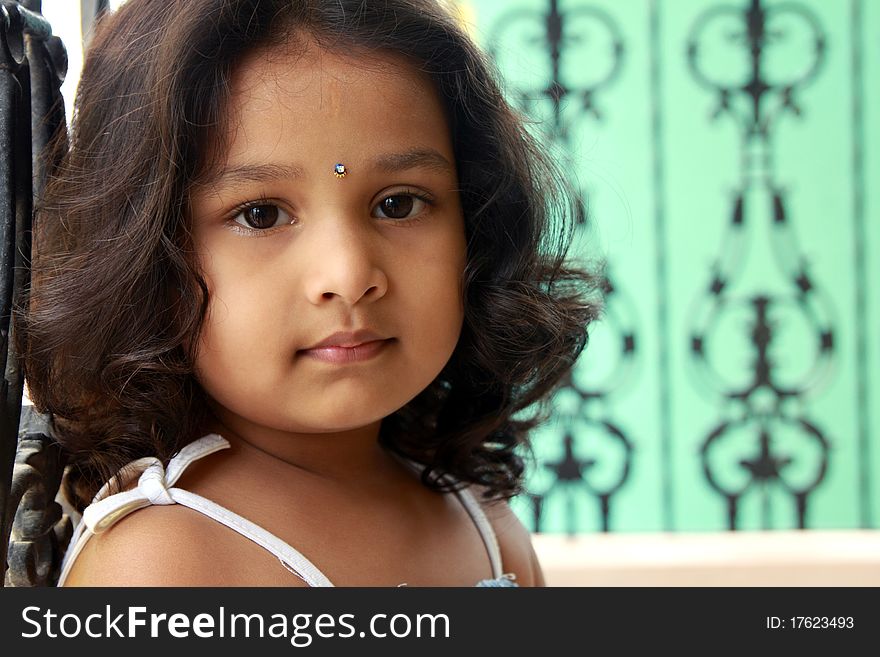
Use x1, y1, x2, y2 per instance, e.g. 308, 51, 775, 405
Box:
233, 204, 291, 230
372, 193, 428, 221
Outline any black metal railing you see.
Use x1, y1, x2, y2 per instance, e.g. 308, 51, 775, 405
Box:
686, 0, 831, 530
0, 0, 68, 587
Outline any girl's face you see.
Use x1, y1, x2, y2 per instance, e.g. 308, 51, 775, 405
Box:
189, 40, 466, 436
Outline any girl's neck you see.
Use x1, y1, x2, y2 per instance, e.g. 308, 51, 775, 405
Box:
201, 407, 405, 491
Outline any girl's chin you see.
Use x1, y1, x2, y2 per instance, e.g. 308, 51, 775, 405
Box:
204, 389, 404, 425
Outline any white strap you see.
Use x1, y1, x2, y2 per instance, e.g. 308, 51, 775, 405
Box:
453, 487, 505, 579
58, 434, 333, 587
396, 455, 506, 579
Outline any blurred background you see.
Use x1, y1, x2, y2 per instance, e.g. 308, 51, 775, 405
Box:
38, 0, 880, 583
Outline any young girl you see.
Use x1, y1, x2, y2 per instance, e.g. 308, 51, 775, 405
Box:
18, 0, 602, 587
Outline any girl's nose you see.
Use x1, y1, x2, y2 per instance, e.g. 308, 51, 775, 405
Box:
302, 223, 389, 307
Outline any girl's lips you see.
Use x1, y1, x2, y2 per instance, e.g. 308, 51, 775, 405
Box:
299, 339, 392, 364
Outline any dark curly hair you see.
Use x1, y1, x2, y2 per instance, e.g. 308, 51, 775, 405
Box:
17, 0, 604, 510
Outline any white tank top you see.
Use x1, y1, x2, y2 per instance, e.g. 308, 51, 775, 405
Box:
57, 434, 517, 587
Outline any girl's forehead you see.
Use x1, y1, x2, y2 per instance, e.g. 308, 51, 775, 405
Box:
228, 38, 434, 118
211, 37, 453, 176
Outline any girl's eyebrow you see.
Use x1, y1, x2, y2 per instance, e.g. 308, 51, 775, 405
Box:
373, 148, 454, 175
209, 162, 305, 186
209, 148, 453, 187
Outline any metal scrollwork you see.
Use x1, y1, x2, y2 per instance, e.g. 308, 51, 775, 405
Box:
686, 0, 832, 529
519, 274, 637, 533
489, 0, 634, 532
5, 426, 71, 587
489, 0, 623, 140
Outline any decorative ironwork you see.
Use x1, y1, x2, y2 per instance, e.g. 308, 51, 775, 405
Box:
489, 0, 633, 532
686, 0, 832, 529
4, 411, 70, 587
489, 0, 623, 141
525, 276, 636, 533
0, 0, 69, 586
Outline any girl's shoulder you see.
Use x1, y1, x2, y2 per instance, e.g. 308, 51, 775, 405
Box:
61, 439, 543, 587
64, 484, 544, 587
475, 489, 546, 587
63, 501, 299, 587
62, 446, 308, 587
